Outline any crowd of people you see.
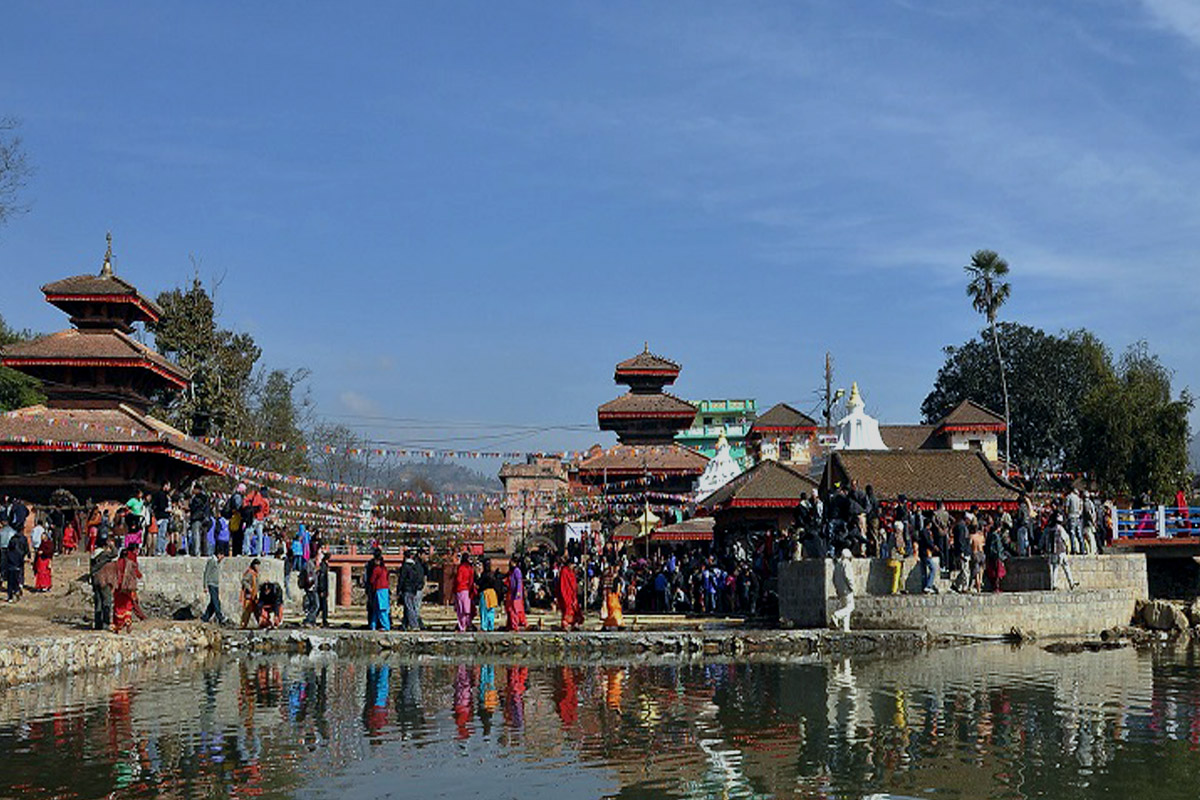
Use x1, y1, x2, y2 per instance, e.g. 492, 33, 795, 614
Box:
2, 478, 1193, 638
791, 483, 1123, 596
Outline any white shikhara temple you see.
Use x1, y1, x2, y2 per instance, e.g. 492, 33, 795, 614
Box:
695, 431, 744, 500
834, 383, 888, 451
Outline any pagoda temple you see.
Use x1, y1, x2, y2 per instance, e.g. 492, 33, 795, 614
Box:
0, 236, 225, 502
574, 346, 708, 514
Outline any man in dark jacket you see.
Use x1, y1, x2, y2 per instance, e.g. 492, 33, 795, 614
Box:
397, 549, 425, 630
188, 485, 211, 556
314, 551, 330, 627
5, 528, 29, 602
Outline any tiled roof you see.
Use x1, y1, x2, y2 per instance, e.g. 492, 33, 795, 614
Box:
879, 424, 938, 450
937, 399, 1005, 430
576, 443, 708, 475
751, 402, 818, 431
0, 404, 226, 467
2, 329, 189, 384
653, 516, 715, 541
597, 392, 697, 418
615, 350, 680, 374
656, 516, 715, 534
826, 450, 1018, 506
41, 272, 163, 316
701, 459, 818, 509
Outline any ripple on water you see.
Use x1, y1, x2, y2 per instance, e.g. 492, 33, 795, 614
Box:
0, 645, 1199, 799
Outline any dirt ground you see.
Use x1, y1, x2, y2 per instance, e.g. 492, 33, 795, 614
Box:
0, 552, 741, 638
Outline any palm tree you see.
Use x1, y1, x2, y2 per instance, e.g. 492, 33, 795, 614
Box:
965, 249, 1012, 474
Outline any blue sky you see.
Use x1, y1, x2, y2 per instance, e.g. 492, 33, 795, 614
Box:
1, 1, 1197, 461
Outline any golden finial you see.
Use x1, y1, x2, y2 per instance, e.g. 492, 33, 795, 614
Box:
848, 381, 863, 411
644, 341, 649, 353
100, 232, 113, 277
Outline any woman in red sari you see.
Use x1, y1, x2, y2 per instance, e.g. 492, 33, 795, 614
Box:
505, 557, 527, 631
61, 517, 79, 553
111, 544, 146, 633
556, 556, 582, 631
33, 535, 53, 592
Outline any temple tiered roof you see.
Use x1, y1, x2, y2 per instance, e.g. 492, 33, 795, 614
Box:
597, 345, 698, 446
0, 235, 224, 501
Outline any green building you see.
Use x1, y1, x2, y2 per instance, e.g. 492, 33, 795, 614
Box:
675, 398, 757, 466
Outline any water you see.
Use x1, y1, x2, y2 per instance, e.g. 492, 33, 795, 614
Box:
2, 644, 1200, 799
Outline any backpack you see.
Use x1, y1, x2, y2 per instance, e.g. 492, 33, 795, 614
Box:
221, 493, 242, 520
298, 568, 311, 590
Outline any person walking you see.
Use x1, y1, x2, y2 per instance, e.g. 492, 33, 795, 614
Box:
314, 551, 330, 627
201, 551, 229, 625
985, 522, 1009, 592
89, 536, 116, 629
301, 555, 319, 625
109, 544, 145, 633
556, 556, 582, 631
33, 529, 54, 592
239, 559, 261, 629
4, 524, 29, 603
1049, 514, 1077, 591
366, 549, 391, 631
397, 549, 425, 631
505, 557, 527, 631
477, 558, 500, 632
830, 549, 855, 632
453, 553, 475, 632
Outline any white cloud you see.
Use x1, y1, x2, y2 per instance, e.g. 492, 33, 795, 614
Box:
1140, 0, 1200, 47
338, 390, 378, 417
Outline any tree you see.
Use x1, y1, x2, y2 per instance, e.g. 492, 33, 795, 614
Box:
148, 275, 261, 437
310, 421, 373, 487
0, 313, 43, 412
149, 273, 312, 478
964, 249, 1012, 471
924, 327, 1192, 497
0, 118, 31, 226
1077, 343, 1193, 501
239, 368, 312, 475
922, 323, 1108, 470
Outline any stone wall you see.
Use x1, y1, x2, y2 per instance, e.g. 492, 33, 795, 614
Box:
779, 557, 947, 628
779, 554, 1148, 636
138, 556, 300, 620
850, 588, 1138, 636
0, 626, 218, 688
1001, 554, 1149, 594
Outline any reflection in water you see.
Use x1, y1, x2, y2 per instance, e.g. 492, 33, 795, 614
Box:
1, 645, 1200, 798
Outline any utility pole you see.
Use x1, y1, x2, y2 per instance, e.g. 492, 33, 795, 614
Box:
821, 352, 845, 443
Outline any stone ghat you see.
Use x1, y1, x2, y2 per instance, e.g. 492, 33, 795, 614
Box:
0, 626, 220, 689
223, 627, 941, 661
850, 588, 1139, 637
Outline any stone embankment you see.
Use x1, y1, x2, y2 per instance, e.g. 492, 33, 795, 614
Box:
223, 627, 943, 661
0, 625, 219, 689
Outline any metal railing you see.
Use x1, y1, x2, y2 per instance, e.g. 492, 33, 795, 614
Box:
1113, 506, 1198, 540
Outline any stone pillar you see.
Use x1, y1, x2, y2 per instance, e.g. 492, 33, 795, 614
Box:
336, 563, 353, 607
